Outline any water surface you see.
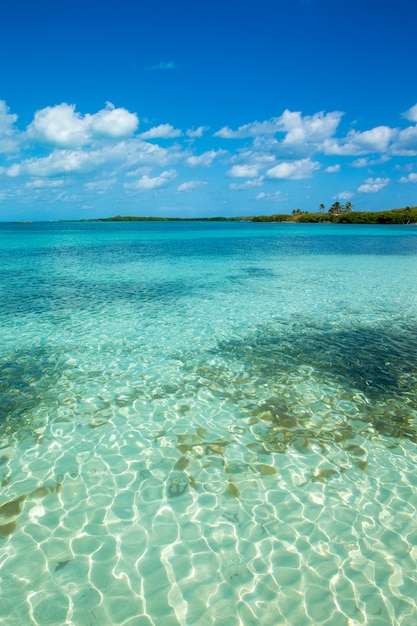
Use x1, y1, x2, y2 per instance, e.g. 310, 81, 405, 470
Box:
1, 221, 417, 625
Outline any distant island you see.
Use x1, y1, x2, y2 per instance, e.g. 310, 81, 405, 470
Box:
252, 204, 417, 224
84, 204, 417, 225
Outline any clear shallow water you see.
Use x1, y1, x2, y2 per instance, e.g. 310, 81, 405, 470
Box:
0, 220, 417, 625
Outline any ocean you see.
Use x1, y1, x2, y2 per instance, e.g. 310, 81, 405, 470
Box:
0, 220, 417, 625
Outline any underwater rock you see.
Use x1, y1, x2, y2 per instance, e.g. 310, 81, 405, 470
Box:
227, 482, 240, 498
256, 464, 277, 476
0, 494, 26, 517
0, 520, 17, 536
166, 473, 189, 498
174, 456, 189, 471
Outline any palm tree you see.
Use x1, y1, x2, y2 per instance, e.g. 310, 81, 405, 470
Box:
329, 201, 342, 214
319, 203, 325, 213
345, 201, 353, 212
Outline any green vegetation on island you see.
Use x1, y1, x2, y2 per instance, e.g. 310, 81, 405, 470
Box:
87, 215, 233, 222
86, 204, 417, 225
252, 203, 417, 224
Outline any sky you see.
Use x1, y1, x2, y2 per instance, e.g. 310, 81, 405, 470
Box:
0, 0, 417, 220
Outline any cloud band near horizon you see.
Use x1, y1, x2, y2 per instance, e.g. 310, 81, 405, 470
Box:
1, 99, 417, 218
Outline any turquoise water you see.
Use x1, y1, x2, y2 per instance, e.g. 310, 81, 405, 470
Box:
1, 221, 417, 625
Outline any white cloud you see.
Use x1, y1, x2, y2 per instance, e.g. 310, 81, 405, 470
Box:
89, 103, 139, 139
335, 191, 354, 200
84, 178, 117, 191
121, 140, 183, 168
25, 178, 64, 189
6, 149, 106, 177
233, 150, 275, 165
124, 169, 177, 191
392, 125, 417, 155
214, 119, 280, 139
357, 177, 390, 193
2, 99, 416, 215
26, 102, 139, 148
256, 191, 288, 202
266, 158, 320, 180
226, 164, 260, 178
177, 180, 207, 192
229, 179, 264, 190
0, 100, 19, 153
402, 103, 417, 123
214, 109, 343, 147
280, 109, 343, 146
215, 107, 417, 163
324, 126, 397, 156
399, 172, 417, 183
26, 104, 87, 147
355, 127, 396, 152
139, 124, 181, 139
185, 149, 225, 166
351, 155, 390, 168
4, 138, 183, 179
351, 157, 370, 168
186, 126, 209, 138
125, 166, 152, 178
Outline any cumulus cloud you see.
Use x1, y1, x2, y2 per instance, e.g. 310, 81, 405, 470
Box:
229, 179, 264, 190
226, 164, 260, 178
280, 109, 343, 146
0, 100, 19, 153
214, 109, 343, 147
324, 126, 397, 156
335, 191, 354, 200
351, 157, 371, 168
399, 172, 417, 183
214, 106, 417, 163
392, 125, 417, 155
5, 148, 107, 177
214, 119, 280, 139
185, 149, 226, 166
26, 102, 139, 148
121, 139, 183, 168
2, 99, 415, 213
233, 150, 275, 166
139, 124, 181, 139
402, 103, 417, 123
266, 158, 320, 180
4, 138, 184, 179
25, 178, 64, 189
186, 126, 209, 138
351, 155, 390, 168
84, 178, 117, 191
124, 169, 177, 191
357, 177, 390, 193
255, 191, 288, 202
177, 180, 207, 192
89, 104, 139, 139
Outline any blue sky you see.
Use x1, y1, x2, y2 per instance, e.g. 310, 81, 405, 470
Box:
1, 0, 417, 220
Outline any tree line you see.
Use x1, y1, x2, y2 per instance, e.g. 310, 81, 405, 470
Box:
252, 205, 417, 224
89, 205, 417, 225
